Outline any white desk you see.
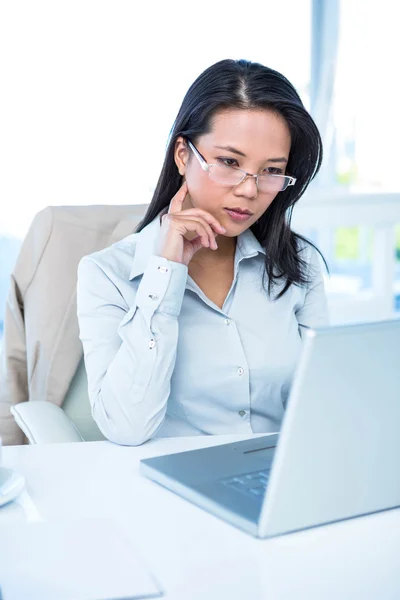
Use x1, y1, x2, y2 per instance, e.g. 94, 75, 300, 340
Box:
1, 435, 400, 600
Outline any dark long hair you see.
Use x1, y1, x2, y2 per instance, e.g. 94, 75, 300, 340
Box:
137, 58, 326, 298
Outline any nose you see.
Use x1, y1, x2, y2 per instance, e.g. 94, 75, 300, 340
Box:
234, 173, 259, 199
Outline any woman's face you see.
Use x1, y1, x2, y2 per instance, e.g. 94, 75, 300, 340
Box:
174, 108, 291, 237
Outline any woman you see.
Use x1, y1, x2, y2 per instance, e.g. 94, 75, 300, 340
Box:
77, 58, 329, 446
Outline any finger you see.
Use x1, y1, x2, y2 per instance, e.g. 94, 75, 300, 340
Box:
189, 235, 205, 255
174, 214, 218, 250
168, 181, 188, 214
169, 215, 211, 248
175, 207, 226, 234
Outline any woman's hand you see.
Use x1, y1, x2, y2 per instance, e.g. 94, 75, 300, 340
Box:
155, 181, 226, 266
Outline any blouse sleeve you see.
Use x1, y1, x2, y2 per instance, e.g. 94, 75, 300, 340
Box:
77, 254, 188, 446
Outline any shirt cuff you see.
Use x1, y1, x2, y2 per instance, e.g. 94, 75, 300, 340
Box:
135, 255, 188, 318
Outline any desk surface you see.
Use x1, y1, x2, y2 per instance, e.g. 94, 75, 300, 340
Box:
1, 434, 400, 600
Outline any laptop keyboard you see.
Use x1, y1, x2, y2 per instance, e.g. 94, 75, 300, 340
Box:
218, 468, 271, 498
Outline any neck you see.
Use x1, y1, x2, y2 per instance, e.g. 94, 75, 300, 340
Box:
192, 235, 236, 265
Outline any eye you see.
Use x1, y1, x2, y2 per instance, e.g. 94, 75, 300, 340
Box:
218, 157, 239, 167
264, 166, 284, 175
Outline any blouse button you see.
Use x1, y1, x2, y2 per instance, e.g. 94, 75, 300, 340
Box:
224, 319, 230, 326
238, 410, 246, 417
158, 266, 168, 273
237, 367, 244, 376
148, 339, 156, 349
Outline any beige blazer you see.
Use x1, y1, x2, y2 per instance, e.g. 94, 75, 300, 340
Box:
0, 204, 147, 445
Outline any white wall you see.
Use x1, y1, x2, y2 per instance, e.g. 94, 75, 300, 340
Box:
0, 0, 310, 237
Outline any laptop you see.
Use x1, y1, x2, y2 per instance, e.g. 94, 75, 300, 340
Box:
140, 320, 400, 538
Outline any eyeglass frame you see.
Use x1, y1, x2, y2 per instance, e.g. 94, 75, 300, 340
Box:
186, 139, 296, 192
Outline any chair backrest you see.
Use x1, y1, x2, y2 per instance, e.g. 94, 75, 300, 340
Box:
2, 203, 148, 445
61, 205, 148, 441
62, 357, 105, 441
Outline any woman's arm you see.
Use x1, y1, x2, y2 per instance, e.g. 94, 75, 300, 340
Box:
77, 254, 187, 446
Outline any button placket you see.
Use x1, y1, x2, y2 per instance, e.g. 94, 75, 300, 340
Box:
222, 314, 250, 421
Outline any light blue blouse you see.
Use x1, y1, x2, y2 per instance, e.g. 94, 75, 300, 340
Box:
77, 215, 329, 446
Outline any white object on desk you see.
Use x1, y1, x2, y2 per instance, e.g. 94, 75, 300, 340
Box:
0, 518, 162, 600
0, 467, 25, 507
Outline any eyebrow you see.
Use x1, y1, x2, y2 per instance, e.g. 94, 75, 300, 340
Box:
213, 145, 288, 164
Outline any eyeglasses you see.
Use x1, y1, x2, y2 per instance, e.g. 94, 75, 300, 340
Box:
187, 140, 296, 193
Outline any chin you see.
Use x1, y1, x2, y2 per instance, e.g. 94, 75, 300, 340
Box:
223, 214, 256, 230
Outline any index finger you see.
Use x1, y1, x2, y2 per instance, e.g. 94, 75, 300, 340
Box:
168, 180, 188, 214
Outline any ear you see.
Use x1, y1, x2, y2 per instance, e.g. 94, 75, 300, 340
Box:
174, 136, 189, 177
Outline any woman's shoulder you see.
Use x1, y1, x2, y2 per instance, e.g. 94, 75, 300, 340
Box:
296, 236, 323, 263
78, 215, 161, 288
78, 232, 140, 282
295, 236, 326, 286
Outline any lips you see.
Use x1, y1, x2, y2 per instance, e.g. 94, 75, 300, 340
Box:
224, 208, 253, 222
225, 207, 253, 215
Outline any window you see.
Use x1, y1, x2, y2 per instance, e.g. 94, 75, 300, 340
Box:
296, 0, 400, 322
333, 0, 400, 192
